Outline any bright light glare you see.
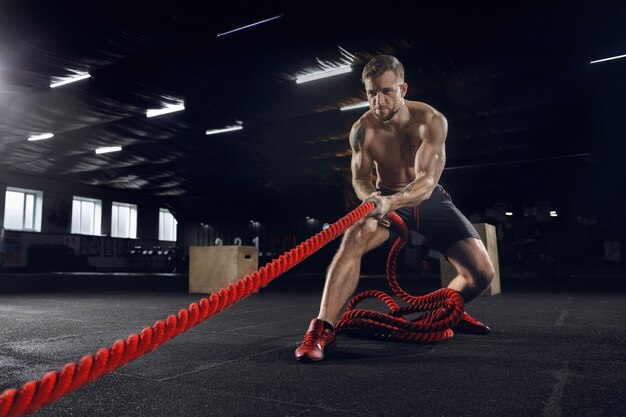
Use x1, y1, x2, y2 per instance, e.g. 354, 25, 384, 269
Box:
296, 65, 351, 84
340, 101, 369, 111
589, 54, 626, 64
95, 146, 122, 154
50, 73, 91, 88
146, 103, 185, 118
217, 14, 284, 37
505, 212, 513, 216
205, 125, 243, 135
28, 133, 54, 141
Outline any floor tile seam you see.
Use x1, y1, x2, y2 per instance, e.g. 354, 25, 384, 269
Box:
0, 328, 146, 347
187, 328, 297, 339
155, 342, 301, 382
218, 314, 313, 332
0, 352, 67, 370
241, 393, 368, 416
103, 373, 369, 416
233, 303, 317, 314
0, 333, 88, 347
542, 361, 570, 417
413, 350, 626, 365
191, 314, 312, 334
0, 314, 93, 324
493, 323, 624, 329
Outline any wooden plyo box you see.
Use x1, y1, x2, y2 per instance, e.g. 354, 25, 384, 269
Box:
189, 246, 259, 294
439, 223, 501, 296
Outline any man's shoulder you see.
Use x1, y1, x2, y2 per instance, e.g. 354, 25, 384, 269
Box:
351, 111, 376, 129
405, 101, 446, 130
350, 113, 377, 137
406, 100, 444, 119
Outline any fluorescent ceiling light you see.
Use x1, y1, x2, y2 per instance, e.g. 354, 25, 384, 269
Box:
205, 125, 243, 135
549, 211, 558, 217
340, 101, 369, 111
50, 72, 91, 88
217, 14, 284, 37
296, 65, 351, 84
95, 146, 122, 154
28, 133, 54, 141
146, 102, 185, 118
505, 212, 513, 216
589, 54, 626, 64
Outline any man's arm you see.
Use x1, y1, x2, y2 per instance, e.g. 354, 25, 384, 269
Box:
388, 112, 448, 211
349, 120, 377, 201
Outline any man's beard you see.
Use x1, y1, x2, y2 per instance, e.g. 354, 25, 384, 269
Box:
374, 103, 401, 123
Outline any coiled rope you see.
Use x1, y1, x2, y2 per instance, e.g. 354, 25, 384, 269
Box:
335, 211, 465, 342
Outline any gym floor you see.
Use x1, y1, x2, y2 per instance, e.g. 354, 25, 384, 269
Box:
1, 272, 624, 417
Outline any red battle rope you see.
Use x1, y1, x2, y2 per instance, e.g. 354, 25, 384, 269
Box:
0, 203, 465, 416
335, 211, 465, 342
0, 203, 373, 417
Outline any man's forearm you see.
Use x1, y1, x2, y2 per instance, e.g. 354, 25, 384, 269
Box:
352, 179, 377, 201
388, 177, 436, 211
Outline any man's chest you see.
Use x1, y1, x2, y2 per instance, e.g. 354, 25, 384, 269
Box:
369, 130, 422, 166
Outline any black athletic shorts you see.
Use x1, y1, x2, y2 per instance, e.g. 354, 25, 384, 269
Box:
380, 185, 480, 257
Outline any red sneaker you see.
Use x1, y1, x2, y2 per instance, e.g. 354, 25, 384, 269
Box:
453, 312, 491, 334
295, 319, 337, 362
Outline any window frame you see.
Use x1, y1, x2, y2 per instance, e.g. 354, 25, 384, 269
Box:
111, 201, 138, 239
159, 208, 177, 242
71, 196, 103, 236
3, 187, 43, 232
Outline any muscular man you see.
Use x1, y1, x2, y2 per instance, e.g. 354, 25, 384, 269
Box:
295, 55, 496, 362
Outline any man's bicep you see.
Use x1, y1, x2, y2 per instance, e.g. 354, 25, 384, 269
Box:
351, 148, 374, 181
349, 122, 374, 180
415, 115, 447, 182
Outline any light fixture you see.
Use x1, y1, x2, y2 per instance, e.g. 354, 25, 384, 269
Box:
296, 65, 352, 84
549, 211, 558, 217
146, 102, 185, 118
340, 101, 369, 111
505, 212, 513, 216
206, 124, 243, 135
50, 72, 91, 88
95, 146, 122, 154
589, 54, 626, 64
217, 14, 284, 37
28, 133, 54, 141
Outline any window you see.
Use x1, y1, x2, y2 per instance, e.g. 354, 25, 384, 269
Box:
159, 208, 177, 241
111, 202, 137, 238
71, 197, 102, 235
3, 187, 43, 232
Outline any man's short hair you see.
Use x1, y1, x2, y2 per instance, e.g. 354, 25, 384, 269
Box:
361, 55, 405, 83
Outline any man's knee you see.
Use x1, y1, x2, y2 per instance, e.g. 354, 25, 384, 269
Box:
473, 261, 495, 290
341, 218, 380, 254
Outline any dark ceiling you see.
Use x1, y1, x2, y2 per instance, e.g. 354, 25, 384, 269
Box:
1, 1, 625, 222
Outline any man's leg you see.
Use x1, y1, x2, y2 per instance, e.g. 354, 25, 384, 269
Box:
445, 237, 495, 333
446, 237, 495, 302
318, 218, 390, 324
295, 218, 389, 362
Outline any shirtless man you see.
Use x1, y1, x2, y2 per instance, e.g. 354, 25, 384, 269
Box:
295, 55, 496, 362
